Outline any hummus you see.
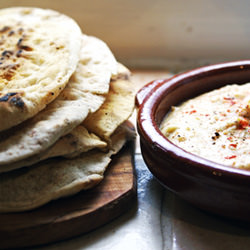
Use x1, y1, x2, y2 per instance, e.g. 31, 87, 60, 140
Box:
160, 83, 250, 169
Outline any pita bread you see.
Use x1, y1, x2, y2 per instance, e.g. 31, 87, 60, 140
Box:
0, 63, 134, 173
0, 7, 82, 131
0, 7, 135, 214
69, 35, 117, 95
0, 123, 134, 213
83, 64, 135, 143
1, 126, 107, 172
0, 35, 117, 171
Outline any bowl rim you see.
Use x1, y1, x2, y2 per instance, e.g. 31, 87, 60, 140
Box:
137, 60, 250, 178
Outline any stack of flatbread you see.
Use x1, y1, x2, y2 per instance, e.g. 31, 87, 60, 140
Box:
0, 7, 135, 213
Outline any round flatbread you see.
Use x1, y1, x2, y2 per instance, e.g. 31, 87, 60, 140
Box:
0, 7, 82, 131
0, 35, 117, 171
83, 63, 135, 143
0, 123, 133, 213
69, 34, 117, 95
0, 64, 134, 172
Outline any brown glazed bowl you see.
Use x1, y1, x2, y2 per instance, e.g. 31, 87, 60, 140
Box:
136, 60, 250, 221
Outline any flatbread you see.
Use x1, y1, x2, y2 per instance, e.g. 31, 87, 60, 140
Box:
69, 34, 117, 95
0, 64, 134, 172
0, 7, 82, 131
0, 123, 134, 213
1, 126, 107, 172
0, 35, 117, 171
83, 63, 135, 143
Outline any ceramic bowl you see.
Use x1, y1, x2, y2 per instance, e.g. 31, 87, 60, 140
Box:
136, 60, 250, 221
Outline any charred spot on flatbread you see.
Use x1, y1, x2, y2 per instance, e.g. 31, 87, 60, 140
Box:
0, 92, 25, 109
0, 26, 33, 81
0, 63, 20, 80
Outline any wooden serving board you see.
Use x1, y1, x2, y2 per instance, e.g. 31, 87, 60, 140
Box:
0, 141, 136, 249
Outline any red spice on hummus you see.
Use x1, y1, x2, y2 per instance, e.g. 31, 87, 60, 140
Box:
160, 83, 250, 169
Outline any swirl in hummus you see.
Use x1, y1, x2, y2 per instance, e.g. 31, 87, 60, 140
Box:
160, 83, 250, 169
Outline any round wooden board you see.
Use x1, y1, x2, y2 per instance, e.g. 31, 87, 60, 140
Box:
0, 141, 136, 249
